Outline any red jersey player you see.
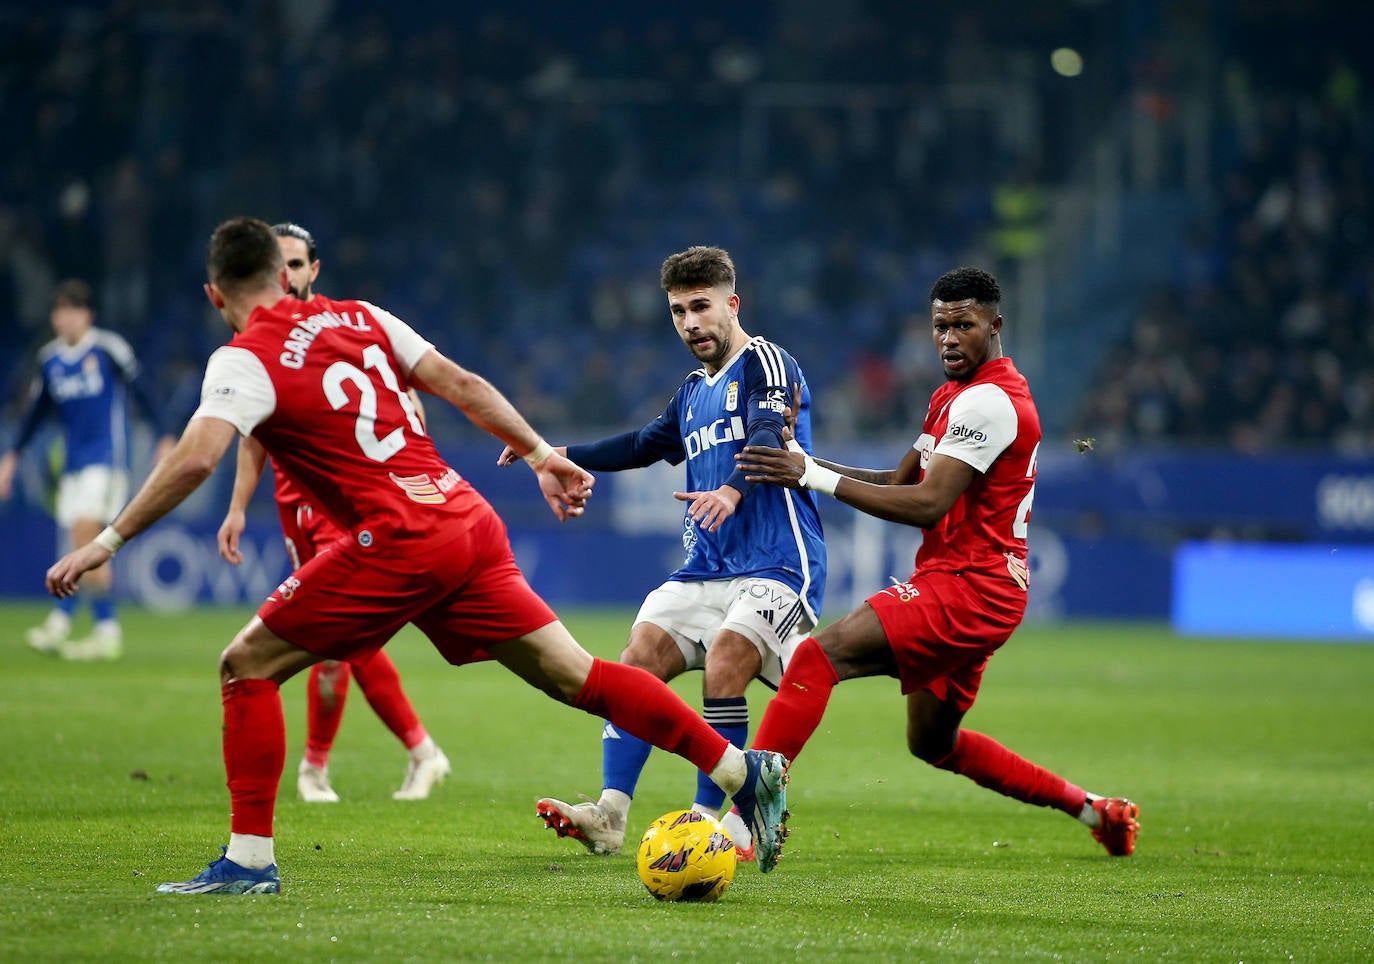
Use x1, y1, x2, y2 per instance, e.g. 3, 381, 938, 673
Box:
217, 222, 450, 804
737, 266, 1139, 872
45, 217, 791, 894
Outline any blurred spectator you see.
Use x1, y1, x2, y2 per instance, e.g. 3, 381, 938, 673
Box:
3, 1, 1365, 458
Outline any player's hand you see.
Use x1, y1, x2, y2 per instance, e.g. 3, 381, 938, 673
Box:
533, 451, 594, 522
673, 484, 742, 533
218, 508, 246, 565
736, 445, 806, 489
46, 543, 113, 598
497, 443, 567, 467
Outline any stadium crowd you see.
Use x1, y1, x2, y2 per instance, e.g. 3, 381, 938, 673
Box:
1071, 41, 1373, 453
1, 2, 1369, 451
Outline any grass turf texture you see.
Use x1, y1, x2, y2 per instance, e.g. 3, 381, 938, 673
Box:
1, 603, 1370, 962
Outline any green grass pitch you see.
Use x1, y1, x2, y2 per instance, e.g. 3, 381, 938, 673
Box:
1, 602, 1370, 961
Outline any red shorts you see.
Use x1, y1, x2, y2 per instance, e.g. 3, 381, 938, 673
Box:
258, 500, 553, 666
866, 569, 1026, 710
277, 501, 345, 568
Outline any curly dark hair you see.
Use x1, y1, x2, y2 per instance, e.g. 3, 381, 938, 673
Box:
930, 266, 1001, 306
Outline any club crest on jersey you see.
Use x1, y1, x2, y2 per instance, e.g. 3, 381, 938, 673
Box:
725, 380, 739, 412
683, 415, 746, 460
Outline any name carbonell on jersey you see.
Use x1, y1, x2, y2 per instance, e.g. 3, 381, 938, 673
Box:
278, 308, 374, 370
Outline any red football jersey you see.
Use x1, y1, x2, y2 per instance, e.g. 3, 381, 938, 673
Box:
192, 295, 485, 556
911, 357, 1040, 586
270, 455, 306, 507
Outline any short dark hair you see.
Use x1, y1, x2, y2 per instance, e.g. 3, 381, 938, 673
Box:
930, 267, 1001, 307
208, 217, 285, 294
660, 245, 736, 292
272, 222, 318, 262
52, 278, 93, 310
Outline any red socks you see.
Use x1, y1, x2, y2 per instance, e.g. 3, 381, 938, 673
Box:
574, 658, 727, 773
303, 662, 350, 768
352, 650, 425, 750
222, 678, 286, 837
933, 730, 1088, 815
750, 637, 838, 762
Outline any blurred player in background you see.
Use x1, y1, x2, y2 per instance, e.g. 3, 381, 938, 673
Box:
0, 279, 176, 660
515, 246, 825, 862
217, 222, 450, 803
45, 217, 790, 894
737, 267, 1139, 872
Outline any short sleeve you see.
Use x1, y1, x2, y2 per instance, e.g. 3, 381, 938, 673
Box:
359, 301, 433, 376
189, 346, 277, 436
96, 329, 140, 380
932, 383, 1017, 473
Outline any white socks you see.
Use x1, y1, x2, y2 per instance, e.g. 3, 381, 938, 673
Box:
707, 746, 748, 797
226, 833, 275, 869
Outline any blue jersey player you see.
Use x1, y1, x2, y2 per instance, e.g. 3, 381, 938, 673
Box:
520, 246, 826, 860
0, 280, 175, 660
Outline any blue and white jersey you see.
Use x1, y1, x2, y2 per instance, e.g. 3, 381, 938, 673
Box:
569, 336, 826, 623
9, 328, 150, 474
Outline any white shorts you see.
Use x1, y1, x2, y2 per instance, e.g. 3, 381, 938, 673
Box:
633, 577, 815, 689
56, 465, 128, 530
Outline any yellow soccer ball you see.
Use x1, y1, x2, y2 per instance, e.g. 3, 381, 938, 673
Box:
636, 809, 737, 902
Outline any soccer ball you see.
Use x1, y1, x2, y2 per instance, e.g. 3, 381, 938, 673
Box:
636, 809, 737, 902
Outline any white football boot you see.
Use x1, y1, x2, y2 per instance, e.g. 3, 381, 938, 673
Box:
393, 748, 451, 800
536, 796, 626, 855
25, 610, 72, 655
59, 621, 123, 661
297, 761, 340, 803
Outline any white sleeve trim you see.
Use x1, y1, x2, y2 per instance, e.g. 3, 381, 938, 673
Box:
95, 329, 140, 379
359, 300, 433, 376
933, 383, 1017, 473
189, 347, 277, 436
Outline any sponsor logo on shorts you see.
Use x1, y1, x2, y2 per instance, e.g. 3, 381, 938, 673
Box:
886, 581, 921, 603
274, 575, 302, 601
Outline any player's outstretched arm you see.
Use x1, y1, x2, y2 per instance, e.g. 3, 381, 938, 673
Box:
218, 435, 269, 565
739, 444, 972, 529
47, 417, 239, 597
408, 351, 593, 521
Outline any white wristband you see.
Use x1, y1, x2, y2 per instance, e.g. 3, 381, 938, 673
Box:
523, 440, 554, 467
798, 457, 842, 496
94, 525, 126, 555
785, 438, 805, 455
